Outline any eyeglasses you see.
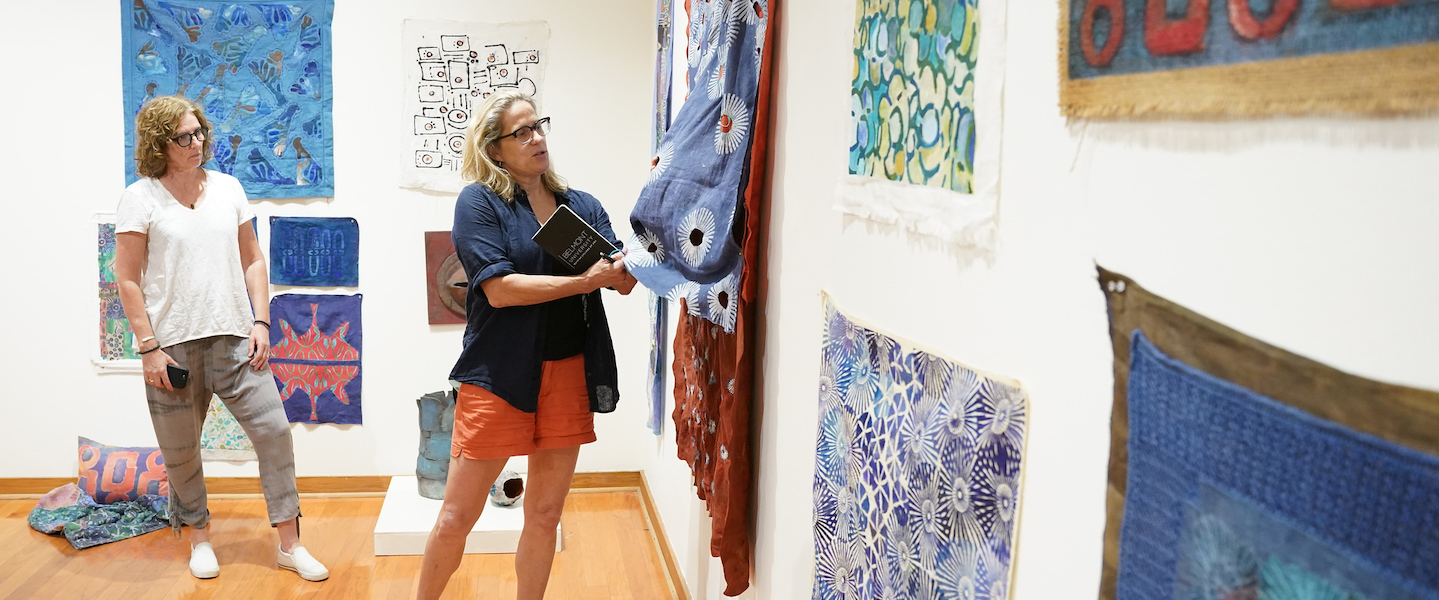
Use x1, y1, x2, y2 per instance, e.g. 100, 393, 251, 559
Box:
495, 117, 551, 145
170, 127, 209, 148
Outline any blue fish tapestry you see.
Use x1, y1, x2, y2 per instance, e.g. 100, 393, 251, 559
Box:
268, 216, 358, 287
813, 294, 1026, 600
122, 0, 335, 199
627, 0, 770, 334
269, 293, 362, 424
1097, 268, 1439, 600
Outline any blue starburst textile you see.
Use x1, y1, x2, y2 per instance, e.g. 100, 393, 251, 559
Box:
627, 0, 769, 334
813, 295, 1026, 600
1119, 332, 1439, 600
269, 293, 362, 424
122, 0, 335, 199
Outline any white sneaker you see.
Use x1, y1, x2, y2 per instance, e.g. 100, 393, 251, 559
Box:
189, 542, 220, 579
277, 545, 329, 581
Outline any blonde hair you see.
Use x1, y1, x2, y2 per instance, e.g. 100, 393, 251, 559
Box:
134, 95, 213, 179
459, 90, 567, 201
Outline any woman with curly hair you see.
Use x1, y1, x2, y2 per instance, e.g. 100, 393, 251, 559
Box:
113, 95, 328, 582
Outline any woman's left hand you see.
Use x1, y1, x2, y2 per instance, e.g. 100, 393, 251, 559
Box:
248, 324, 271, 370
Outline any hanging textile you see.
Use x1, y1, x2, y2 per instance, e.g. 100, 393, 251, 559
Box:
648, 0, 678, 436
836, 0, 1007, 250
122, 0, 336, 199
812, 293, 1027, 600
642, 0, 777, 594
1060, 0, 1439, 116
648, 292, 670, 436
1097, 268, 1439, 600
627, 0, 771, 335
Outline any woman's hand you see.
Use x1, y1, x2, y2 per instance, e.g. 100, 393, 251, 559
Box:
143, 349, 180, 391
582, 254, 631, 292
248, 324, 272, 370
613, 250, 638, 295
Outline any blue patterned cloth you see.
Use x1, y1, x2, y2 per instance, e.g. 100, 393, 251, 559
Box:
627, 0, 769, 333
813, 296, 1026, 599
1119, 332, 1439, 600
123, 0, 335, 199
268, 216, 359, 286
645, 0, 677, 437
29, 490, 170, 550
647, 292, 668, 436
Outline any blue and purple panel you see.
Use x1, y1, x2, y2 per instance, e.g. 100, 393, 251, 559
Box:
269, 293, 362, 424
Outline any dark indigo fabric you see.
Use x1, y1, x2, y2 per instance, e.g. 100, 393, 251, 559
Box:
1118, 332, 1439, 599
1096, 267, 1439, 600
449, 184, 622, 414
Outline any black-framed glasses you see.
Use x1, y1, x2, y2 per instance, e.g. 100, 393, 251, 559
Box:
495, 117, 551, 145
170, 127, 209, 148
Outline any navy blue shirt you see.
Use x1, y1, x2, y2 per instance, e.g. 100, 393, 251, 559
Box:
448, 183, 623, 414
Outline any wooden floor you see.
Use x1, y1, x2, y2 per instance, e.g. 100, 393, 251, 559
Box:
0, 490, 673, 600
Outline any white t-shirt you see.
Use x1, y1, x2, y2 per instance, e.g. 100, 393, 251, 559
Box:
116, 171, 257, 348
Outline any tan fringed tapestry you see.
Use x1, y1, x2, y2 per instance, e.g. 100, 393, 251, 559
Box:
1096, 267, 1439, 600
1060, 1, 1439, 116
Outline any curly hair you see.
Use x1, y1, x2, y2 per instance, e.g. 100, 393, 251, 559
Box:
459, 89, 566, 201
134, 95, 213, 179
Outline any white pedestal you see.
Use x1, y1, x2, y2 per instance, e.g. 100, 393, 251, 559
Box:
373, 475, 560, 556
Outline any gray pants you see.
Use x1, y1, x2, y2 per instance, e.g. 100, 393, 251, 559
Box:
145, 335, 300, 530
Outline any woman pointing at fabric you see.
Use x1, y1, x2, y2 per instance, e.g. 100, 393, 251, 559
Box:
416, 89, 636, 600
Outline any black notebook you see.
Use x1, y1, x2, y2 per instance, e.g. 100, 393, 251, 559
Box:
531, 204, 619, 272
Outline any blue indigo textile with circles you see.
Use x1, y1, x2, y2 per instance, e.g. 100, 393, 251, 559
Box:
813, 295, 1026, 600
1119, 333, 1439, 600
123, 0, 335, 199
627, 0, 769, 334
268, 216, 358, 287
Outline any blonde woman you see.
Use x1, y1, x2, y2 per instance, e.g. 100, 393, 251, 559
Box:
417, 90, 636, 599
114, 96, 327, 582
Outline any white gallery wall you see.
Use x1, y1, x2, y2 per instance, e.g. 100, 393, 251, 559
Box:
2, 2, 1438, 600
722, 1, 1439, 600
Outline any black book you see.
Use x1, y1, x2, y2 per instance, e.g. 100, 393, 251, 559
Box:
531, 204, 619, 272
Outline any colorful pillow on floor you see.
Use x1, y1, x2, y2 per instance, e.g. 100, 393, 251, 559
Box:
77, 437, 168, 504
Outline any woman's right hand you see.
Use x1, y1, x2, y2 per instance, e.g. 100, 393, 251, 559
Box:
142, 349, 180, 391
582, 254, 630, 292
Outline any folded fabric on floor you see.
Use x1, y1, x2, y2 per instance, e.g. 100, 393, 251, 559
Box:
28, 483, 170, 550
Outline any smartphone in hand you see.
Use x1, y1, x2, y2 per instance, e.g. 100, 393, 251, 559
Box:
167, 364, 190, 389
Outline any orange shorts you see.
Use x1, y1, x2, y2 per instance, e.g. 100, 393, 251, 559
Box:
451, 354, 597, 460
